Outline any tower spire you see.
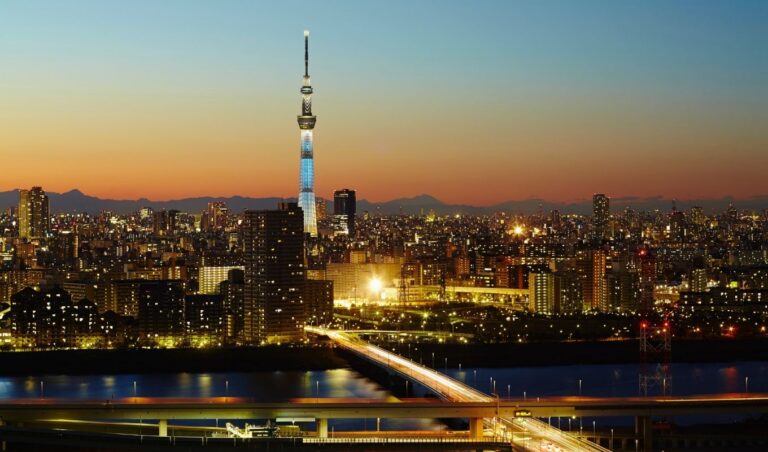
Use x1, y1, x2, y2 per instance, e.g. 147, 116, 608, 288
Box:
304, 30, 309, 77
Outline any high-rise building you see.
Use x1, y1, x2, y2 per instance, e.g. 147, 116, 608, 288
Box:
202, 202, 229, 231
315, 198, 328, 222
554, 270, 583, 313
333, 189, 356, 236
242, 203, 306, 344
18, 187, 50, 239
529, 270, 555, 314
304, 279, 334, 326
592, 249, 608, 311
137, 280, 185, 343
297, 30, 318, 237
220, 269, 245, 342
592, 193, 609, 241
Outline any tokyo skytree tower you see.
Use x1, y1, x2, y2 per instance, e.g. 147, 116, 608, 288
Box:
297, 30, 318, 236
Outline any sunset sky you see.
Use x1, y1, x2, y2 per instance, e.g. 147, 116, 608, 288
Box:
1, 0, 767, 204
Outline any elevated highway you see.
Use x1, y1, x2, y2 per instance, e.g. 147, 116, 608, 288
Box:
308, 327, 610, 452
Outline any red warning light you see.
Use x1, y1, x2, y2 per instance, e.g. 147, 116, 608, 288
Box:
639, 249, 647, 257
641, 322, 648, 329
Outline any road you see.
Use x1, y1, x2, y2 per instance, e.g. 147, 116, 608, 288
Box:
308, 326, 610, 452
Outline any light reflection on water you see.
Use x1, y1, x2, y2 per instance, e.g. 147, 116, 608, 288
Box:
0, 368, 442, 431
1, 362, 765, 429
448, 361, 768, 426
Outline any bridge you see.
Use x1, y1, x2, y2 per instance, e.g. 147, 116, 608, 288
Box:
308, 326, 610, 452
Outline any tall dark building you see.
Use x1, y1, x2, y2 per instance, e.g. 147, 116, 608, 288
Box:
333, 189, 356, 236
137, 280, 185, 343
304, 279, 334, 326
592, 193, 609, 241
242, 203, 306, 344
220, 268, 245, 342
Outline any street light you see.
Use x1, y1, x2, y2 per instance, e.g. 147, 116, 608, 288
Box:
225, 380, 229, 400
592, 420, 596, 441
431, 352, 435, 369
40, 381, 44, 399
523, 391, 526, 401
610, 428, 614, 448
578, 378, 582, 396
473, 370, 477, 387
133, 380, 137, 398
745, 376, 749, 393
507, 384, 511, 400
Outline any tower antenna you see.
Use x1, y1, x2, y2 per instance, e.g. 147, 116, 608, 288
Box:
304, 30, 309, 77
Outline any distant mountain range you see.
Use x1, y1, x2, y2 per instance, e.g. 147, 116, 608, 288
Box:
0, 189, 765, 216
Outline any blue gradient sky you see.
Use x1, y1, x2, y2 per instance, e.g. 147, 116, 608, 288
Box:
1, 1, 767, 203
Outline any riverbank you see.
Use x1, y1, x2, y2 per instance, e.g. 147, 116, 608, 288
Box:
388, 337, 768, 368
1, 337, 766, 376
0, 346, 346, 376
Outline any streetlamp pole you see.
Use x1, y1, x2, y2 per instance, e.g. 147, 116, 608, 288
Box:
578, 379, 582, 396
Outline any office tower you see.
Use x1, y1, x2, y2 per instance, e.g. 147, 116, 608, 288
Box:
18, 186, 50, 239
242, 203, 306, 344
297, 30, 318, 237
203, 202, 229, 231
592, 193, 609, 241
315, 198, 328, 222
529, 270, 555, 314
333, 189, 356, 236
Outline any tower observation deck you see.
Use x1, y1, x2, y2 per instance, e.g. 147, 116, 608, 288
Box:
297, 30, 318, 237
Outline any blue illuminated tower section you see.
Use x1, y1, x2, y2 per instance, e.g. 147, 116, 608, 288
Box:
297, 30, 318, 237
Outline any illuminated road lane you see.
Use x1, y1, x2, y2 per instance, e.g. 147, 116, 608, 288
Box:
307, 327, 610, 452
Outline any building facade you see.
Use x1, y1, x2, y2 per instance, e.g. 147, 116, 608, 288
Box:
333, 189, 356, 236
18, 187, 50, 239
242, 203, 306, 344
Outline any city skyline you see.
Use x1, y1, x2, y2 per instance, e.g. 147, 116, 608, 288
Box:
2, 1, 767, 204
